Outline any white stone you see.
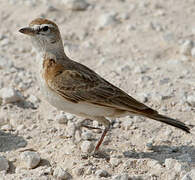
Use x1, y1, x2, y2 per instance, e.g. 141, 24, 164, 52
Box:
180, 40, 193, 55
9, 116, 21, 128
164, 158, 187, 172
112, 173, 129, 180
53, 167, 72, 180
63, 0, 89, 11
0, 88, 24, 104
186, 94, 195, 107
28, 95, 40, 104
147, 159, 162, 170
137, 93, 149, 103
95, 169, 109, 177
97, 13, 118, 30
56, 114, 68, 124
0, 156, 9, 171
110, 158, 122, 167
85, 167, 92, 176
66, 113, 74, 120
80, 141, 94, 153
72, 166, 84, 176
20, 151, 41, 169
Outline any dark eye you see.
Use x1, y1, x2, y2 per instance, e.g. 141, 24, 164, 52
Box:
42, 26, 49, 31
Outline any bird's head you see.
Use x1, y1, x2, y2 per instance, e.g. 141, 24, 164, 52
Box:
19, 18, 64, 57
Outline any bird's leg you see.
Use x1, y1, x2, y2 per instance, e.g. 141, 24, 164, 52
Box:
93, 117, 110, 153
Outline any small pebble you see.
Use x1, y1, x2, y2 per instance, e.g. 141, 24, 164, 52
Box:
180, 40, 193, 55
56, 113, 68, 124
20, 151, 41, 169
147, 159, 162, 171
0, 87, 24, 104
66, 113, 74, 120
53, 167, 72, 180
72, 166, 84, 176
95, 169, 109, 177
0, 156, 9, 172
110, 158, 122, 167
164, 158, 187, 172
97, 13, 118, 30
186, 94, 195, 107
28, 95, 40, 104
80, 141, 94, 153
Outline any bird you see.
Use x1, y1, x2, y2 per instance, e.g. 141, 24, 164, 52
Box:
19, 18, 190, 153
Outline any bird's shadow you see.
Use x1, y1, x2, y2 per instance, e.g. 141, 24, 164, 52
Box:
123, 145, 195, 165
0, 130, 27, 152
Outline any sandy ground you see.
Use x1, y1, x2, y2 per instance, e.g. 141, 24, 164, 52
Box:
0, 0, 195, 179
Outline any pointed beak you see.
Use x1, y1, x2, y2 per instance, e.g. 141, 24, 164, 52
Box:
19, 27, 36, 36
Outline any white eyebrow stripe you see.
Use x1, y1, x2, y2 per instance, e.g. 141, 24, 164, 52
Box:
40, 24, 55, 28
32, 24, 55, 30
33, 25, 40, 30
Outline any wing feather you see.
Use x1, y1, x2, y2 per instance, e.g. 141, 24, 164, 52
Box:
44, 58, 156, 113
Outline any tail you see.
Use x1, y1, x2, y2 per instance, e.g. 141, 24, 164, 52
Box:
144, 113, 190, 133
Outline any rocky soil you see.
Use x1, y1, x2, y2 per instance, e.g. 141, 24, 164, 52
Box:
0, 0, 195, 179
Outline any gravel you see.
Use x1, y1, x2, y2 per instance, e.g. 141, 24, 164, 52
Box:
20, 151, 41, 169
180, 40, 193, 56
0, 87, 24, 104
80, 140, 94, 153
110, 157, 122, 167
97, 12, 118, 30
56, 113, 68, 124
53, 167, 72, 180
95, 169, 109, 178
186, 94, 195, 107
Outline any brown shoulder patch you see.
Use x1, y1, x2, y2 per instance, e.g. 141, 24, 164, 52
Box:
42, 59, 64, 84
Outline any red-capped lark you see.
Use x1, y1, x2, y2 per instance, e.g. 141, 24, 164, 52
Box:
19, 18, 190, 153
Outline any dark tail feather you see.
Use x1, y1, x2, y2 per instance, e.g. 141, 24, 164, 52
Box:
145, 113, 190, 133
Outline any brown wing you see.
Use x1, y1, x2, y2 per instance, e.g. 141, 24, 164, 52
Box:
43, 58, 156, 113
